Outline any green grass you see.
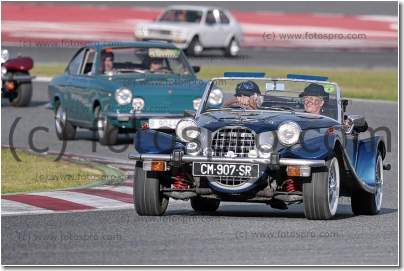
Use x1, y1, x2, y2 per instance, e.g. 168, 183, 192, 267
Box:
1, 148, 121, 194
32, 64, 398, 101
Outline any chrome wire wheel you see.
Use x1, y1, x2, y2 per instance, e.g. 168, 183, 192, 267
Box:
55, 105, 66, 134
375, 155, 384, 211
327, 157, 340, 216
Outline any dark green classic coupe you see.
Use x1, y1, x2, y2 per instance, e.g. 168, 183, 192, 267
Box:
48, 41, 207, 145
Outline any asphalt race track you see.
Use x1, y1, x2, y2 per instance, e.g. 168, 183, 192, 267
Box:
3, 46, 398, 69
1, 81, 398, 265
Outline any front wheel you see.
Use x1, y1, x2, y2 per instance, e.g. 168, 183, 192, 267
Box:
186, 37, 203, 56
134, 165, 169, 216
224, 38, 240, 57
191, 197, 220, 212
10, 80, 32, 107
351, 154, 383, 215
55, 104, 76, 140
303, 156, 340, 220
95, 107, 118, 145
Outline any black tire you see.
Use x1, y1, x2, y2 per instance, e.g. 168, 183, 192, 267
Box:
134, 165, 169, 216
95, 107, 118, 145
10, 77, 32, 107
55, 103, 76, 140
303, 157, 340, 220
191, 197, 220, 212
351, 154, 383, 215
224, 37, 240, 57
186, 36, 203, 56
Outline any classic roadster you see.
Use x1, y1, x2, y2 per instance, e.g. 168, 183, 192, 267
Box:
48, 42, 206, 145
129, 73, 389, 220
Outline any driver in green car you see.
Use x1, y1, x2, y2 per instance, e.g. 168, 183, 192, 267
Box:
101, 50, 114, 74
149, 58, 167, 73
224, 80, 263, 109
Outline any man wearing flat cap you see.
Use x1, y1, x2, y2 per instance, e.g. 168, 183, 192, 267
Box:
301, 83, 329, 115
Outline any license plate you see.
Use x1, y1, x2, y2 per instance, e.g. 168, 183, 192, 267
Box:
148, 118, 181, 129
193, 162, 259, 178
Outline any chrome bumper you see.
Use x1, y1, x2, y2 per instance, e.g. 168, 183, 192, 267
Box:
106, 112, 184, 121
128, 152, 326, 167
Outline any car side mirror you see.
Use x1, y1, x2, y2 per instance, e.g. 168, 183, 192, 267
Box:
341, 99, 350, 112
344, 115, 368, 134
192, 66, 200, 73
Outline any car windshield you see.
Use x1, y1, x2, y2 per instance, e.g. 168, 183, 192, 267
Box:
159, 9, 203, 23
99, 47, 193, 75
201, 78, 340, 120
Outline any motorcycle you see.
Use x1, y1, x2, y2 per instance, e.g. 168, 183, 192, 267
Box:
1, 49, 34, 106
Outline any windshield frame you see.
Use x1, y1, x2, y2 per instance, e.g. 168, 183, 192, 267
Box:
196, 77, 342, 123
95, 46, 194, 76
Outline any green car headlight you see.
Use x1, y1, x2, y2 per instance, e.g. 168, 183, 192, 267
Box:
115, 88, 132, 105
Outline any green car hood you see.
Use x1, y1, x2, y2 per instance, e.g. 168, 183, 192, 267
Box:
104, 74, 208, 114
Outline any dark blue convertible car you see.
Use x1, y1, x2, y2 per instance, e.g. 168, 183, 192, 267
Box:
129, 73, 389, 220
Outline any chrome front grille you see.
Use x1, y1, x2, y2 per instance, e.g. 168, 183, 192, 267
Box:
149, 29, 172, 36
210, 127, 256, 187
211, 127, 256, 158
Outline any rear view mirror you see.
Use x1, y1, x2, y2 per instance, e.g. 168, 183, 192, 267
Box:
341, 99, 351, 112
208, 89, 223, 106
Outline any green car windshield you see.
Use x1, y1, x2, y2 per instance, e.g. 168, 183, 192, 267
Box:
202, 78, 340, 121
100, 47, 193, 76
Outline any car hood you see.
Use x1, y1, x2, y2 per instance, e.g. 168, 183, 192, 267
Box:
98, 74, 207, 114
197, 110, 339, 132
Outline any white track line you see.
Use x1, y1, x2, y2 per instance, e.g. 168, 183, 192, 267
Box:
31, 190, 133, 209
90, 185, 133, 194
1, 199, 50, 215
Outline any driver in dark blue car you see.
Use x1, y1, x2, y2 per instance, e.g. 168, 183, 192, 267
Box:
223, 80, 263, 109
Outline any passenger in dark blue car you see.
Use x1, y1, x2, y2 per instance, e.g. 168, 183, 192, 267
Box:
300, 83, 329, 115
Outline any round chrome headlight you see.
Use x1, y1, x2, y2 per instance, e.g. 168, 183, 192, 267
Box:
208, 88, 223, 106
277, 121, 301, 146
115, 88, 132, 105
193, 98, 201, 110
176, 118, 200, 142
132, 98, 145, 112
1, 66, 7, 76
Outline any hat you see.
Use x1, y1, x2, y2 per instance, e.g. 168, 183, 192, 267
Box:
301, 83, 329, 99
235, 80, 261, 97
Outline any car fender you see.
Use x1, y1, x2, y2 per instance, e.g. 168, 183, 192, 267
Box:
279, 132, 338, 160
355, 136, 386, 187
134, 129, 184, 154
